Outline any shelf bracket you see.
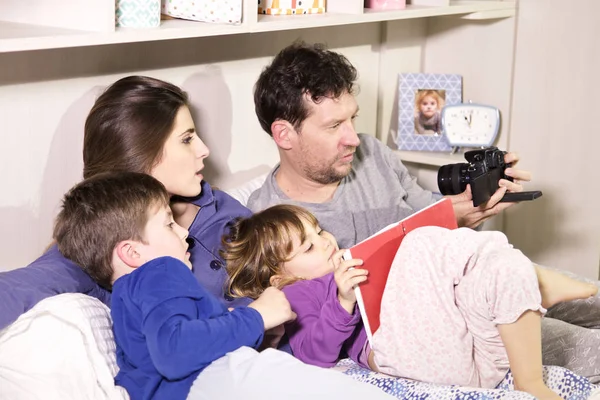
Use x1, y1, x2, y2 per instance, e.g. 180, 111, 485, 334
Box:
461, 8, 515, 20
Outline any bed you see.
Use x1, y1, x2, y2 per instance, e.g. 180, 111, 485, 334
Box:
0, 178, 597, 400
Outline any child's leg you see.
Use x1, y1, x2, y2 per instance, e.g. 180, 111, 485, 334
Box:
454, 239, 563, 398
187, 347, 395, 400
535, 266, 597, 309
497, 311, 562, 400
371, 227, 485, 387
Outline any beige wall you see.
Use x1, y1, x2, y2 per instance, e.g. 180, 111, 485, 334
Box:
0, 25, 384, 270
503, 0, 600, 278
2, 1, 598, 278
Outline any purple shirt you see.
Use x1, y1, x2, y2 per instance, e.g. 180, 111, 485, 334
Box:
282, 273, 369, 368
0, 181, 252, 330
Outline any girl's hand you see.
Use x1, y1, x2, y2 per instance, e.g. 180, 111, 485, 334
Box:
332, 250, 368, 314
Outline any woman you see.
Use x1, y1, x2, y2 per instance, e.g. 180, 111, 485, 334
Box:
0, 76, 400, 399
0, 76, 251, 331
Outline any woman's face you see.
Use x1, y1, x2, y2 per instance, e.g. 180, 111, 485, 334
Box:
150, 106, 210, 197
420, 95, 438, 118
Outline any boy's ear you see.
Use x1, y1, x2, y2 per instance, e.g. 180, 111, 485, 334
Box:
115, 240, 146, 268
271, 120, 296, 150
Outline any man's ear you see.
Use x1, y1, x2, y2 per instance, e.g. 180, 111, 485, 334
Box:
271, 120, 296, 150
115, 240, 146, 269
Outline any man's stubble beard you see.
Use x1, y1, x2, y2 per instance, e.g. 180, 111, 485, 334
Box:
300, 148, 354, 185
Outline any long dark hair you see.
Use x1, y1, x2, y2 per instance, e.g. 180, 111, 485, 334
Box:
83, 76, 189, 179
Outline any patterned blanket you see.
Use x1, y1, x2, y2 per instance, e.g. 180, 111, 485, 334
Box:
333, 359, 598, 399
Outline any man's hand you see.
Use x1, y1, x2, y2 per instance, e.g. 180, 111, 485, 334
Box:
449, 152, 531, 229
248, 287, 296, 331
332, 250, 368, 314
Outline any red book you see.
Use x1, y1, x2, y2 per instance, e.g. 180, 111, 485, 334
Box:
343, 198, 457, 343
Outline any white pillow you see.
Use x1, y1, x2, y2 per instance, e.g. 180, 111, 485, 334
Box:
225, 174, 268, 207
0, 293, 128, 400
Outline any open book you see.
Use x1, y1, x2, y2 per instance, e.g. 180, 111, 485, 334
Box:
343, 198, 457, 344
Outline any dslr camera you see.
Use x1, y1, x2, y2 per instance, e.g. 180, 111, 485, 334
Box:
437, 146, 542, 207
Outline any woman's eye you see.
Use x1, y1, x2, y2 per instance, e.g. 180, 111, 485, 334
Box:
182, 136, 193, 144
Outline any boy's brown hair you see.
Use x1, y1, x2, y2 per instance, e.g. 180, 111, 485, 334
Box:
222, 204, 318, 299
53, 172, 170, 290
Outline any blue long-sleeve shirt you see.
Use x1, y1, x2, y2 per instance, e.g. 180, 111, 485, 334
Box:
112, 256, 264, 400
0, 181, 252, 330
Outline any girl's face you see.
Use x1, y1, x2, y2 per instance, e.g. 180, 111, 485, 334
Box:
420, 95, 438, 118
282, 218, 340, 280
150, 106, 210, 197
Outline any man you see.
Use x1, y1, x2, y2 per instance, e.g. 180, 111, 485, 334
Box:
248, 42, 600, 382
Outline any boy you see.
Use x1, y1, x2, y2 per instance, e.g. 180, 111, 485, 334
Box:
53, 171, 394, 400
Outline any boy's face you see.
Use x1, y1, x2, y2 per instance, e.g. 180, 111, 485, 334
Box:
137, 205, 192, 269
282, 218, 339, 280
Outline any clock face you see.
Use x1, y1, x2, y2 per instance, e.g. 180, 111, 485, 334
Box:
441, 104, 500, 147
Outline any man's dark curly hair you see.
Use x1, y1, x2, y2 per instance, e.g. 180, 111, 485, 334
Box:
254, 42, 358, 136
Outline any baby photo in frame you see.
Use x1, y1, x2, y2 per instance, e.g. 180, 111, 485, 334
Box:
395, 73, 462, 152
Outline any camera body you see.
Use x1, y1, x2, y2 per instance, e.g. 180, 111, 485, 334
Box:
437, 146, 512, 207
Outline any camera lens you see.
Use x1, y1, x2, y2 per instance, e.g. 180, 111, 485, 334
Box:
437, 163, 470, 195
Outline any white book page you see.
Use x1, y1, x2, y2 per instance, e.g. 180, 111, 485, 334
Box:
343, 249, 374, 345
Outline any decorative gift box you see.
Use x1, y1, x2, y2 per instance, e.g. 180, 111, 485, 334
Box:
162, 0, 242, 24
116, 0, 161, 28
258, 0, 326, 15
364, 0, 406, 10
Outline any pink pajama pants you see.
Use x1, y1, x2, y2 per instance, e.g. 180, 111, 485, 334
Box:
371, 226, 546, 389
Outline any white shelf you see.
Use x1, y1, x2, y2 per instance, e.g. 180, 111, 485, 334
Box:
395, 150, 467, 167
254, 1, 515, 32
0, 1, 515, 53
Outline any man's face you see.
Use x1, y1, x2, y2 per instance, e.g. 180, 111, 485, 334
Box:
290, 92, 361, 185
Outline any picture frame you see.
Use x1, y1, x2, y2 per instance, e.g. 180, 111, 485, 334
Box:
395, 73, 462, 152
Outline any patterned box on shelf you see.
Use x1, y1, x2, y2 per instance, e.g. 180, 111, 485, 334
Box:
258, 0, 326, 15
161, 0, 242, 24
116, 0, 161, 28
365, 0, 406, 10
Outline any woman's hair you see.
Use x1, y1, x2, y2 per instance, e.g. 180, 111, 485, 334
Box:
53, 172, 170, 290
414, 90, 445, 116
83, 76, 190, 179
254, 42, 358, 135
222, 204, 319, 299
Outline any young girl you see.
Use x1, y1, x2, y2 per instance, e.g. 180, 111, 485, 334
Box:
224, 204, 598, 400
414, 89, 444, 135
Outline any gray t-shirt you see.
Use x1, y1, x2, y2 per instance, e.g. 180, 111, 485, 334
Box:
247, 134, 442, 248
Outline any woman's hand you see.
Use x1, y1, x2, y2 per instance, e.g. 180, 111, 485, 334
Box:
332, 250, 368, 314
450, 151, 532, 229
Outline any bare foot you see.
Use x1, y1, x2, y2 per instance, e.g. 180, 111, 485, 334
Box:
536, 266, 598, 309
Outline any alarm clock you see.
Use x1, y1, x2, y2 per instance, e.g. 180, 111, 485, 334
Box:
441, 103, 500, 148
